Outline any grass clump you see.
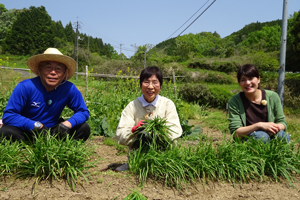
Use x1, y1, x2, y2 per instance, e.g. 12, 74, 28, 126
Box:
0, 138, 21, 177
122, 188, 148, 200
17, 133, 96, 192
129, 136, 300, 190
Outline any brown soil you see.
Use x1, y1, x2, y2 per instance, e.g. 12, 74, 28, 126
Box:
1, 126, 300, 200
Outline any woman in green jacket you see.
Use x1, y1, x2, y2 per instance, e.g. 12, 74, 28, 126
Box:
228, 64, 290, 143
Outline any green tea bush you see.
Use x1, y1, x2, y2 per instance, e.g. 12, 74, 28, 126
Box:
259, 71, 278, 90
209, 87, 233, 108
202, 71, 235, 84
216, 61, 240, 73
285, 73, 300, 97
188, 61, 215, 70
250, 51, 279, 72
179, 84, 232, 108
179, 83, 211, 104
282, 87, 300, 115
275, 74, 300, 115
182, 70, 234, 84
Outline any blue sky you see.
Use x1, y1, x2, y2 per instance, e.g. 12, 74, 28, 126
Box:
2, 0, 300, 57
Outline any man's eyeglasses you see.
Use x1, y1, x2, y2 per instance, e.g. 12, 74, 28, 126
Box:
43, 64, 66, 73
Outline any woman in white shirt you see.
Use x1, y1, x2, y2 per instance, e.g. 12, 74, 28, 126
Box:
114, 66, 182, 149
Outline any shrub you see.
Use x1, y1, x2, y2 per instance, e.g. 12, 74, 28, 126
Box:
209, 87, 233, 108
179, 83, 212, 105
285, 73, 300, 97
217, 61, 240, 73
202, 71, 235, 84
179, 84, 232, 108
182, 70, 234, 84
250, 51, 279, 71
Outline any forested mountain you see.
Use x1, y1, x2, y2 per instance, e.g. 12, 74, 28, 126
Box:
0, 5, 116, 59
151, 12, 300, 71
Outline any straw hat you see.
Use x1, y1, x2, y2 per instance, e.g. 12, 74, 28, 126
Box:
27, 48, 76, 80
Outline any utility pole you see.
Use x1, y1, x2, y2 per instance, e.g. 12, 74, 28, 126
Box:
87, 35, 90, 61
277, 0, 288, 107
73, 18, 81, 80
144, 49, 146, 68
75, 18, 79, 80
120, 43, 124, 61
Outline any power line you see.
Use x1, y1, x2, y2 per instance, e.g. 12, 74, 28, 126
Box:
111, 44, 136, 52
176, 0, 216, 38
167, 0, 210, 40
81, 22, 120, 44
80, 21, 137, 53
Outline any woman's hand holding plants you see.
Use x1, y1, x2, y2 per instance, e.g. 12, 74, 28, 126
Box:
131, 120, 144, 133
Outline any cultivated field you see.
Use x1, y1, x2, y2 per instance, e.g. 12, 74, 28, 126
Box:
1, 126, 299, 200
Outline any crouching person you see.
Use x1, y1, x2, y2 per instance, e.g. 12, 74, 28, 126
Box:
228, 64, 290, 143
0, 48, 90, 142
113, 66, 182, 171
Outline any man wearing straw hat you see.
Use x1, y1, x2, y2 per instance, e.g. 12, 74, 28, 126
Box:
0, 48, 90, 141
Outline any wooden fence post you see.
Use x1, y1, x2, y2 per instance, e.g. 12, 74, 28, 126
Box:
172, 70, 177, 98
85, 66, 88, 92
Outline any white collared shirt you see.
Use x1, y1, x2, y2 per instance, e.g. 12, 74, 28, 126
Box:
137, 94, 160, 107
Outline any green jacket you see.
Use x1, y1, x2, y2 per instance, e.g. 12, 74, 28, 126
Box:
228, 89, 287, 134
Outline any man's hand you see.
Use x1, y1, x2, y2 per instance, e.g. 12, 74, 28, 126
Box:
61, 121, 72, 128
51, 122, 71, 139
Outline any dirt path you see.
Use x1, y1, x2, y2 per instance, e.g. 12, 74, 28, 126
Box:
1, 129, 300, 199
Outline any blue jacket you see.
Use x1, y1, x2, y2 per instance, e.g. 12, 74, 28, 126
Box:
3, 77, 89, 130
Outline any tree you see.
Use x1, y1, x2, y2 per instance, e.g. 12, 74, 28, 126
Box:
132, 45, 147, 62
290, 11, 300, 51
52, 20, 67, 48
0, 4, 8, 15
3, 6, 54, 55
64, 21, 75, 44
241, 25, 281, 52
286, 11, 300, 71
0, 8, 17, 44
175, 39, 190, 61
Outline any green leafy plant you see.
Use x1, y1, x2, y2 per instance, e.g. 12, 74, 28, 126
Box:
17, 132, 96, 192
180, 119, 201, 138
0, 137, 21, 177
122, 188, 148, 200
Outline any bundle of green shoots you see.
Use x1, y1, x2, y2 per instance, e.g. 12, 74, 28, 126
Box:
133, 116, 173, 151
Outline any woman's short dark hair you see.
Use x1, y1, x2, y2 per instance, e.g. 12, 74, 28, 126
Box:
139, 66, 163, 87
237, 64, 260, 82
